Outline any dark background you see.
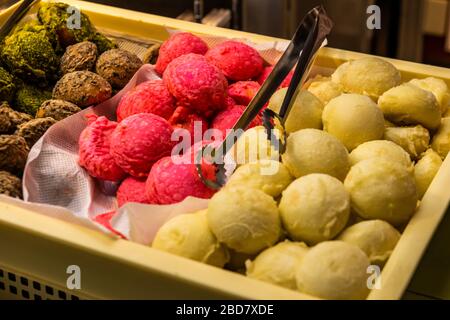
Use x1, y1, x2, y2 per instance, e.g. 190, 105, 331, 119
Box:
85, 0, 450, 67
1, 0, 449, 67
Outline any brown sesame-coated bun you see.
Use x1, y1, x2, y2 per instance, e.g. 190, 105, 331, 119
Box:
52, 71, 112, 107
96, 49, 142, 89
0, 170, 22, 198
0, 135, 29, 174
15, 117, 57, 147
36, 99, 81, 121
60, 41, 98, 74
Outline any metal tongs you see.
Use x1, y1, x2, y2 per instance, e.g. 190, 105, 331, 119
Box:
0, 0, 40, 41
196, 6, 333, 189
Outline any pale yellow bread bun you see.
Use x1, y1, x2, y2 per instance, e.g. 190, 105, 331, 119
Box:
281, 128, 350, 181
337, 220, 401, 267
307, 75, 344, 105
414, 149, 443, 199
384, 125, 430, 159
409, 77, 449, 115
152, 210, 229, 267
268, 88, 324, 133
331, 57, 401, 100
230, 126, 280, 166
279, 173, 350, 245
344, 158, 417, 226
431, 117, 450, 159
226, 160, 293, 197
245, 240, 308, 289
207, 186, 281, 255
322, 94, 385, 151
349, 140, 412, 169
296, 241, 370, 300
378, 83, 441, 130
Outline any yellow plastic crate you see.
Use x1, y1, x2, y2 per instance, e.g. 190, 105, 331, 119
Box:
0, 0, 449, 300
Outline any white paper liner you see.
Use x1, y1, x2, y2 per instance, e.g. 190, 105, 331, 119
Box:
114, 197, 209, 244
0, 194, 111, 234
15, 32, 331, 245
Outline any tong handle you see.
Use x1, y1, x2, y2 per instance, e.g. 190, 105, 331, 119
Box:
215, 6, 324, 159
278, 12, 319, 122
196, 6, 332, 189
0, 0, 39, 41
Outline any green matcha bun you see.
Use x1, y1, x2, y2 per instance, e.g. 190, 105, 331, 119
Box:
0, 67, 16, 103
1, 31, 59, 84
